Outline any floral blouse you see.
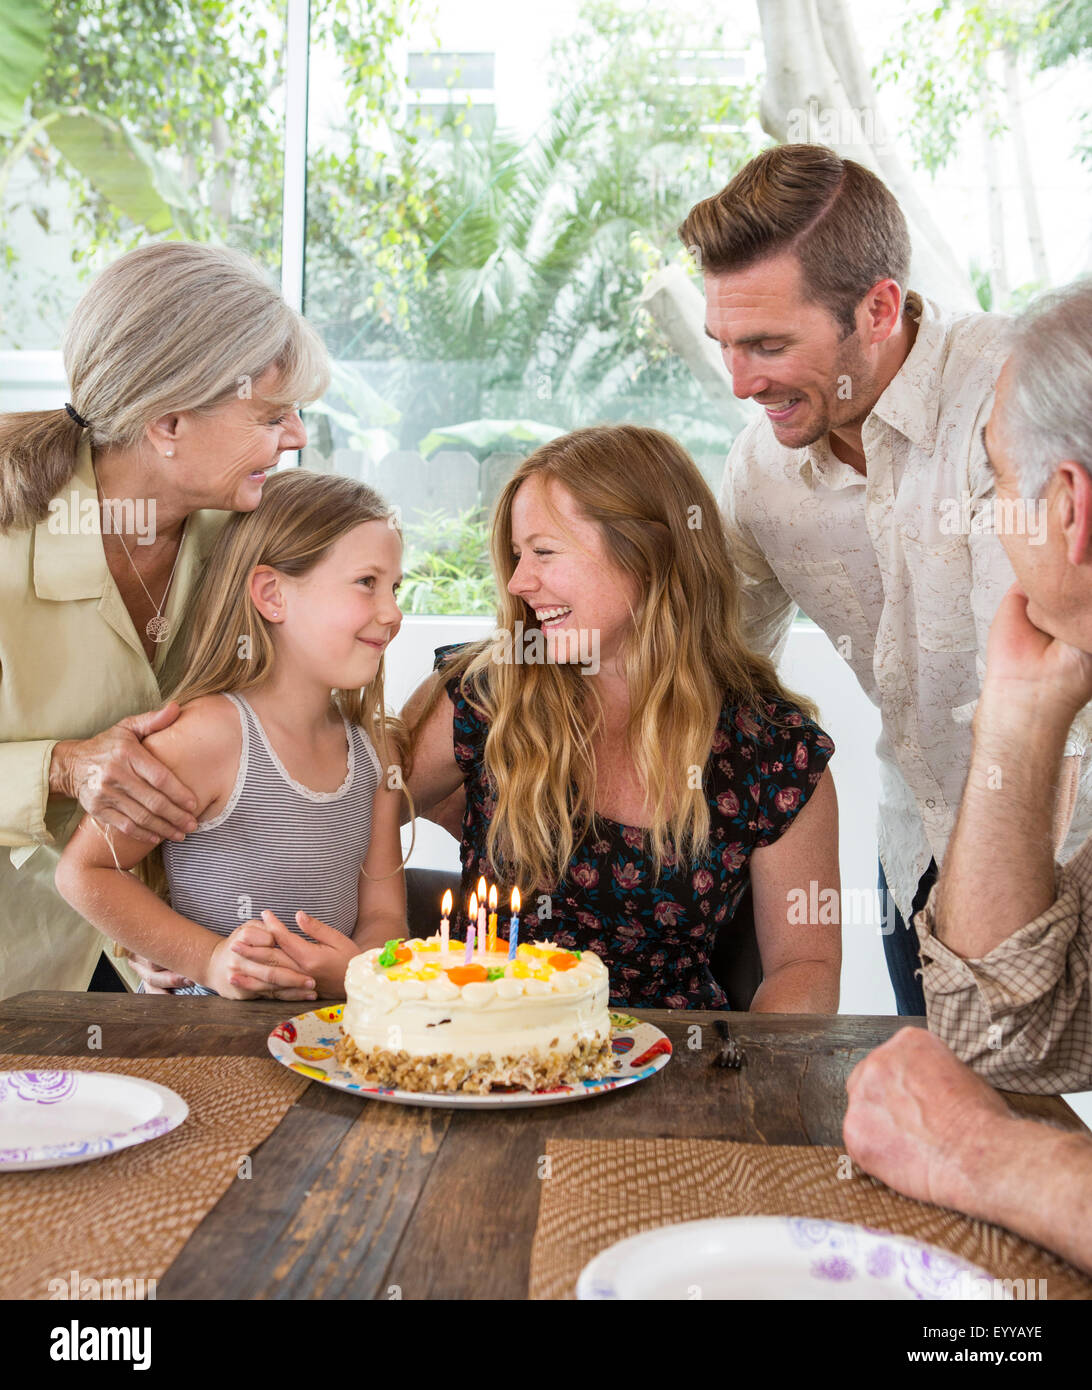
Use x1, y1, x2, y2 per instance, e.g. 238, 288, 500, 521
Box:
434, 644, 835, 1009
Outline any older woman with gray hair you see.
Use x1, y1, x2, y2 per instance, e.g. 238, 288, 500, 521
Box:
0, 241, 329, 996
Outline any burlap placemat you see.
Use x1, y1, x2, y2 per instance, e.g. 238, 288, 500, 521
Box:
530, 1137, 1092, 1300
0, 1053, 309, 1300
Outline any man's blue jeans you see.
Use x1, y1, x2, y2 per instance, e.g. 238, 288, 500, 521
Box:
877, 857, 938, 1016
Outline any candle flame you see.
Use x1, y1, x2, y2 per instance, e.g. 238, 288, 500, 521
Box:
441, 889, 452, 916
511, 886, 521, 912
488, 884, 498, 909
477, 874, 487, 900
469, 892, 478, 916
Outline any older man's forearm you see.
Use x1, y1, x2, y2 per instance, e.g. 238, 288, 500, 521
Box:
934, 687, 1070, 959
961, 1116, 1092, 1277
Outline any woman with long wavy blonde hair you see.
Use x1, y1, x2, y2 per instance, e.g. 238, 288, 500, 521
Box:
56, 470, 409, 1000
406, 424, 841, 1010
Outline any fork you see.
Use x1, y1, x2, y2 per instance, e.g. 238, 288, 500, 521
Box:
712, 1017, 745, 1069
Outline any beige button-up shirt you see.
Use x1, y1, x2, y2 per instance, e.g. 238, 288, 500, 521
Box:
0, 435, 229, 996
720, 292, 1092, 924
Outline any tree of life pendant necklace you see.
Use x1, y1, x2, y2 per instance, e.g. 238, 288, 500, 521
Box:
95, 476, 184, 644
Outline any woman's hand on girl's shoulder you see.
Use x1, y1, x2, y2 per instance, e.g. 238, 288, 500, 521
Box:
53, 702, 199, 846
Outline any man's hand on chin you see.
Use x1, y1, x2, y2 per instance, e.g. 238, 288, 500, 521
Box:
982, 583, 1092, 721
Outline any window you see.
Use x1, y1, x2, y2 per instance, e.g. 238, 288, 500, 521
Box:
407, 50, 496, 89
7, 1, 1088, 619
0, 1, 287, 361
301, 1, 755, 615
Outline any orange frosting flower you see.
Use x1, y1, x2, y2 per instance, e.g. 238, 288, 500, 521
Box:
445, 964, 489, 986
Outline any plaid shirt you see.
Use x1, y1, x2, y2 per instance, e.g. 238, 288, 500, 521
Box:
913, 842, 1092, 1094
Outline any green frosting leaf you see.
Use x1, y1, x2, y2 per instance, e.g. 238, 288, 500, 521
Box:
378, 937, 404, 967
486, 967, 506, 981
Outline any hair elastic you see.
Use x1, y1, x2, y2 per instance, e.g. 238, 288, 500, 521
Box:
64, 402, 90, 428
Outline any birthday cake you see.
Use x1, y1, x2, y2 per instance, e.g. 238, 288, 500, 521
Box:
334, 934, 614, 1094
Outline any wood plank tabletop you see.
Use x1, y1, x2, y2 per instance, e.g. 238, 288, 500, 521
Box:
1, 991, 1086, 1301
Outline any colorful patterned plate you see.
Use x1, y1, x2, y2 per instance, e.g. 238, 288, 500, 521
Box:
577, 1217, 1012, 1300
266, 1006, 672, 1109
0, 1071, 188, 1171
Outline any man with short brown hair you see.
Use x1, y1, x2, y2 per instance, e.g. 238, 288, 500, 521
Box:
679, 143, 1091, 1014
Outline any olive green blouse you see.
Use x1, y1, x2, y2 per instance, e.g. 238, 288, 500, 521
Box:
0, 435, 229, 995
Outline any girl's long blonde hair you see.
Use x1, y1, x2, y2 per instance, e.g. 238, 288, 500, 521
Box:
409, 423, 820, 892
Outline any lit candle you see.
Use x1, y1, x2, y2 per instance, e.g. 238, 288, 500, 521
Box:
440, 889, 452, 958
477, 896, 487, 960
465, 893, 477, 964
487, 884, 498, 952
508, 887, 521, 960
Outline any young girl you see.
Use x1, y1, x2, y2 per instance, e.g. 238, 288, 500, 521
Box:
56, 470, 407, 1000
405, 424, 842, 1012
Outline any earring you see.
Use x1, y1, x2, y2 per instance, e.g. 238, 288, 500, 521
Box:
165, 449, 175, 458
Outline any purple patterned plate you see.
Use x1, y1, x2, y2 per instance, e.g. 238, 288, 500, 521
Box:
0, 1072, 188, 1171
577, 1216, 1013, 1300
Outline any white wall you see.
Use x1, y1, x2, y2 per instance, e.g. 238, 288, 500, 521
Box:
0, 349, 66, 411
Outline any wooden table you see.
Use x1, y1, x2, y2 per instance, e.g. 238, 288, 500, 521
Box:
2, 991, 1086, 1301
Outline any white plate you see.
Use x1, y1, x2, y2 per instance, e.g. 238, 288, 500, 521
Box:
267, 1005, 671, 1109
577, 1216, 1011, 1300
0, 1071, 188, 1171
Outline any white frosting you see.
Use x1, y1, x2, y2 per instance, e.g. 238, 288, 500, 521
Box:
342, 936, 610, 1060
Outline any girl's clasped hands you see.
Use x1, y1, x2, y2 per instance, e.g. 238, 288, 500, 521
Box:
209, 909, 361, 1001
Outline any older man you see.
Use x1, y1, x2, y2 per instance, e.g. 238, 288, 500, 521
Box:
844, 281, 1092, 1276
679, 144, 1092, 1014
